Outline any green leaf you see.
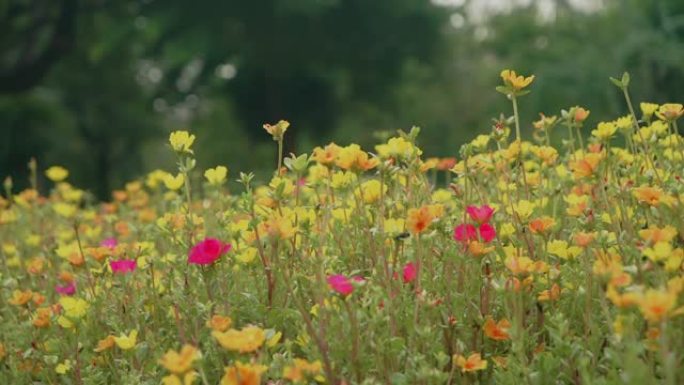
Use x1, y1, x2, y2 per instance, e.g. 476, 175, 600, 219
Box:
609, 77, 623, 89
495, 85, 510, 95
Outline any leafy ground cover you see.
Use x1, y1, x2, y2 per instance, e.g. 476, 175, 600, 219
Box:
0, 71, 683, 385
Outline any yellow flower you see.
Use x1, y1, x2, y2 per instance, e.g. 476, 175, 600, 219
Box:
656, 103, 683, 121
204, 166, 228, 185
212, 326, 265, 353
375, 136, 421, 159
169, 131, 196, 153
114, 330, 138, 350
640, 102, 659, 119
643, 242, 672, 262
355, 180, 386, 204
221, 362, 268, 385
384, 218, 405, 235
638, 288, 678, 323
335, 144, 378, 171
55, 360, 72, 374
591, 122, 618, 140
545, 240, 581, 260
207, 315, 232, 332
159, 345, 200, 374
257, 214, 295, 240
500, 69, 535, 92
507, 199, 535, 221
263, 120, 290, 140
283, 358, 323, 382
453, 352, 488, 372
330, 171, 356, 189
46, 166, 69, 182
164, 173, 185, 191
59, 297, 89, 318
235, 248, 258, 264
162, 372, 198, 385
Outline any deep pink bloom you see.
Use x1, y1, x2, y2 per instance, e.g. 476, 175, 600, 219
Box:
466, 205, 495, 224
110, 259, 137, 274
55, 282, 76, 296
100, 237, 118, 249
479, 223, 497, 243
403, 262, 417, 283
454, 224, 477, 243
188, 238, 231, 265
327, 274, 355, 296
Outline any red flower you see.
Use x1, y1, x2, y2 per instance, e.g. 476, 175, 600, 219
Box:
188, 238, 231, 265
110, 259, 137, 274
55, 282, 76, 296
327, 274, 355, 296
466, 205, 495, 224
454, 224, 477, 243
402, 262, 417, 283
479, 223, 497, 243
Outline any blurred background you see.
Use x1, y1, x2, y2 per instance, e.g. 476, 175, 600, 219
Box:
1, 0, 683, 198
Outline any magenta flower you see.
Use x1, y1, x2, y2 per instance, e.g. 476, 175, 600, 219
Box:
327, 274, 355, 296
454, 224, 477, 243
55, 282, 76, 296
466, 205, 495, 225
479, 223, 497, 243
402, 262, 417, 283
100, 237, 118, 249
188, 238, 231, 265
110, 259, 137, 274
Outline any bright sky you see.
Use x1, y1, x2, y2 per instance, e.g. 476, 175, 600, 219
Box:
432, 0, 605, 24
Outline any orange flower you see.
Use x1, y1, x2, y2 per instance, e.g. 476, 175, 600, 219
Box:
569, 153, 602, 179
573, 231, 595, 248
573, 106, 590, 123
453, 352, 488, 372
483, 318, 510, 340
206, 315, 232, 332
406, 207, 434, 234
8, 290, 33, 306
32, 307, 52, 328
639, 226, 677, 244
538, 283, 561, 302
529, 216, 555, 235
312, 143, 340, 165
221, 362, 267, 385
94, 336, 116, 353
633, 186, 674, 207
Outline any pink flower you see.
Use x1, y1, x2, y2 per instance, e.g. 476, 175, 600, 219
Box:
479, 223, 497, 243
403, 262, 417, 283
100, 237, 118, 249
188, 238, 231, 265
466, 205, 495, 224
454, 224, 477, 243
327, 274, 355, 296
55, 282, 76, 296
110, 259, 137, 274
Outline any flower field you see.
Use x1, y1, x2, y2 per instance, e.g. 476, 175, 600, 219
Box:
1, 71, 683, 385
